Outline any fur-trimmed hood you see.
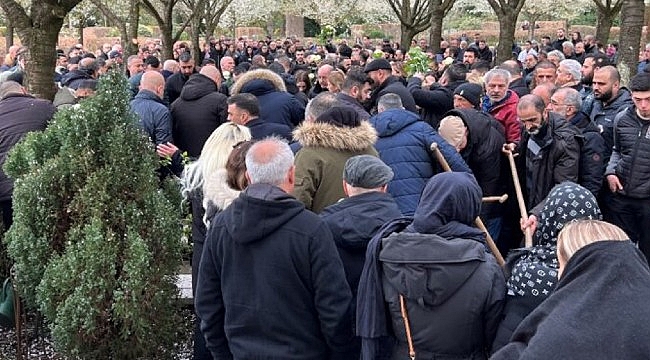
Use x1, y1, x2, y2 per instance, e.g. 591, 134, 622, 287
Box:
292, 121, 377, 151
202, 169, 240, 222
230, 68, 287, 95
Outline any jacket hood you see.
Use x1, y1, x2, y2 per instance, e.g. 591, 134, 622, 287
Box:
605, 87, 632, 110
222, 183, 305, 244
408, 172, 484, 241
203, 169, 240, 219
320, 192, 401, 250
230, 68, 287, 95
445, 108, 497, 144
179, 73, 219, 101
292, 120, 377, 151
370, 108, 420, 137
60, 69, 91, 88
134, 89, 164, 104
380, 232, 485, 306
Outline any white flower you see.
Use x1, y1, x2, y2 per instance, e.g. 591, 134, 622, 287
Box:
223, 71, 231, 80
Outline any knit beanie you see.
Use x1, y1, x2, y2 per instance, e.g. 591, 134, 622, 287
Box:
454, 82, 483, 108
438, 115, 467, 149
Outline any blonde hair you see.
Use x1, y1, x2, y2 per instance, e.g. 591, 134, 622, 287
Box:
181, 122, 252, 202
557, 220, 629, 263
327, 70, 345, 93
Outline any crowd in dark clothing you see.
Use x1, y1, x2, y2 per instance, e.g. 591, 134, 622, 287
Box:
4, 28, 650, 360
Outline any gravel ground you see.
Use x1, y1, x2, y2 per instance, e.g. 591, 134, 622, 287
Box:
0, 307, 195, 360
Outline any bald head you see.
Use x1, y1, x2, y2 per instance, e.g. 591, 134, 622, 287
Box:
200, 65, 222, 87
531, 82, 557, 107
140, 71, 165, 98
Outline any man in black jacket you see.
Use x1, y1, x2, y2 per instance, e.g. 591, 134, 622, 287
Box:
407, 63, 467, 128
507, 94, 581, 210
0, 81, 55, 229
170, 65, 227, 158
195, 138, 355, 359
364, 58, 417, 115
549, 87, 605, 197
605, 72, 650, 262
164, 51, 196, 105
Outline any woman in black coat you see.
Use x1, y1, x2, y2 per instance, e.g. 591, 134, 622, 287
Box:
493, 220, 650, 359
357, 172, 505, 360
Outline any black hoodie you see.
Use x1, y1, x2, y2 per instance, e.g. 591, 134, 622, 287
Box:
195, 183, 356, 360
170, 73, 228, 158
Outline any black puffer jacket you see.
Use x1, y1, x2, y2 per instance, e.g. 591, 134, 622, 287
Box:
407, 78, 465, 128
590, 87, 632, 161
571, 112, 606, 197
446, 108, 506, 220
170, 73, 228, 158
518, 114, 582, 209
606, 106, 650, 198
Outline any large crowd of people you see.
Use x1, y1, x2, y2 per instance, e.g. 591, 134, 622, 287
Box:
2, 27, 650, 359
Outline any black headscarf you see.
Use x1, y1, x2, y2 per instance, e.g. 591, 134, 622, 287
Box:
407, 172, 485, 242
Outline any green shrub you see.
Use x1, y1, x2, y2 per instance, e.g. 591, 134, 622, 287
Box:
3, 71, 183, 358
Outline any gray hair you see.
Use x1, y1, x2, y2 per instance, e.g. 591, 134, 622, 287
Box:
245, 137, 294, 186
0, 81, 23, 99
547, 50, 566, 62
305, 92, 338, 121
378, 93, 403, 112
562, 41, 574, 50
484, 68, 511, 85
559, 59, 582, 82
556, 87, 583, 109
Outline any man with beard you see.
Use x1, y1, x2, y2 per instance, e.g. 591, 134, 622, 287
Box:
505, 94, 581, 209
552, 28, 568, 51
482, 68, 521, 143
336, 69, 372, 120
590, 66, 633, 162
364, 58, 417, 114
165, 51, 196, 105
580, 53, 610, 114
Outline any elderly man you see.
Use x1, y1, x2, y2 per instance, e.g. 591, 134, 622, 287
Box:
549, 87, 605, 196
308, 63, 334, 99
320, 155, 401, 305
482, 68, 521, 143
556, 59, 585, 93
131, 71, 173, 146
195, 138, 355, 359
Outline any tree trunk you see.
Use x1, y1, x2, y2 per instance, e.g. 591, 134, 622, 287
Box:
429, 10, 445, 55
161, 28, 174, 60
190, 17, 202, 65
619, 0, 645, 81
125, 1, 140, 57
26, 18, 65, 100
285, 14, 304, 38
401, 26, 418, 53
529, 20, 535, 40
5, 22, 13, 48
596, 10, 615, 43
496, 12, 517, 64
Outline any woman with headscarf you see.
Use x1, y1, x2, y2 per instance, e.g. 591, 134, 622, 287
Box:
493, 220, 650, 359
357, 172, 506, 360
491, 181, 602, 352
